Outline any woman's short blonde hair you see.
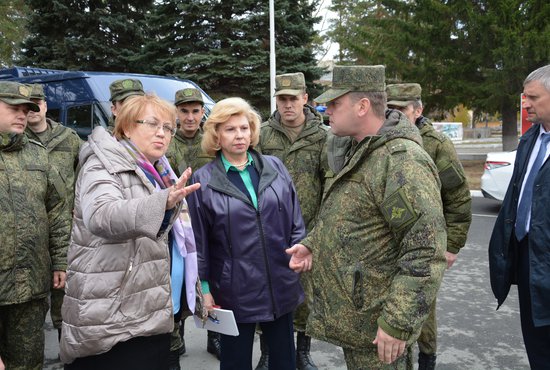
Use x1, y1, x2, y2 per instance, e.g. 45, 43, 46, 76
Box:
201, 97, 261, 156
113, 94, 176, 140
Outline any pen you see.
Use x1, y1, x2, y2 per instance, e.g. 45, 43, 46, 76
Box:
208, 314, 219, 324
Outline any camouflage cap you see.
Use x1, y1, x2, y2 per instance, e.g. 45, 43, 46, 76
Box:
0, 81, 40, 112
109, 78, 145, 102
386, 83, 422, 107
315, 65, 386, 104
174, 88, 204, 106
274, 72, 306, 96
29, 83, 45, 100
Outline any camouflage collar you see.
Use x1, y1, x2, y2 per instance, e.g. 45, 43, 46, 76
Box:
0, 132, 26, 152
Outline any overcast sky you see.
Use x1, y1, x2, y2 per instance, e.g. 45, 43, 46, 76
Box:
314, 0, 338, 61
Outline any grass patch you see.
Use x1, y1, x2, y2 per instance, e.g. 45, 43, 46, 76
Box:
461, 159, 485, 190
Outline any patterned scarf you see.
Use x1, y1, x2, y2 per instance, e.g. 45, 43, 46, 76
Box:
120, 138, 199, 313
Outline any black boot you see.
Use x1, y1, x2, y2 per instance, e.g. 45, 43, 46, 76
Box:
178, 319, 186, 356
296, 331, 318, 370
168, 349, 181, 370
418, 352, 436, 370
207, 330, 221, 360
254, 334, 269, 370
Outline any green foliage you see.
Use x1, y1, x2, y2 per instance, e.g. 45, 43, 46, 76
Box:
328, 0, 550, 149
18, 0, 153, 71
139, 0, 322, 115
0, 0, 29, 67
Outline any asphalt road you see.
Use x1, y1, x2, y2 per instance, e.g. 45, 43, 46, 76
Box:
43, 197, 529, 370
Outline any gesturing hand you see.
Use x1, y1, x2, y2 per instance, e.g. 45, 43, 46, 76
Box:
166, 167, 201, 210
286, 244, 313, 273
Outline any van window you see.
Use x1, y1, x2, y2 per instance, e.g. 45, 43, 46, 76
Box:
66, 104, 93, 139
47, 109, 61, 122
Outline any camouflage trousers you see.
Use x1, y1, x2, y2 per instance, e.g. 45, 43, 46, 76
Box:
417, 297, 437, 355
343, 345, 413, 370
170, 319, 184, 352
0, 298, 49, 370
49, 288, 64, 329
294, 272, 312, 331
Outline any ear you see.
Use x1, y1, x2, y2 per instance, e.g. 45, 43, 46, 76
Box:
414, 106, 424, 119
356, 97, 371, 117
302, 93, 309, 105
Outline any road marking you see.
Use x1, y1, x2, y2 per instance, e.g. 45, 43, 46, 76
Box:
472, 213, 497, 218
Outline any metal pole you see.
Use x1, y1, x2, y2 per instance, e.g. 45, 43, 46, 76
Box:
269, 0, 276, 113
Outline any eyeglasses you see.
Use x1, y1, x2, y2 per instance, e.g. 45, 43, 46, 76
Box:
135, 119, 177, 137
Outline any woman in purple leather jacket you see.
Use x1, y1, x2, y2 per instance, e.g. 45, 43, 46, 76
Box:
187, 97, 306, 370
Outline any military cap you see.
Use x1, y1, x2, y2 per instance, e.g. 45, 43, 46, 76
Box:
174, 88, 204, 106
29, 83, 46, 100
386, 83, 422, 108
274, 72, 306, 96
315, 65, 386, 104
109, 78, 145, 102
0, 81, 40, 112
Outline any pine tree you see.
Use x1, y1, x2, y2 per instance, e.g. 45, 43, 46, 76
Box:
0, 0, 29, 67
327, 0, 550, 150
19, 0, 153, 71
141, 0, 322, 116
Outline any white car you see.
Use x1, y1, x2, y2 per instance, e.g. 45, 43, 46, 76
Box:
481, 151, 516, 201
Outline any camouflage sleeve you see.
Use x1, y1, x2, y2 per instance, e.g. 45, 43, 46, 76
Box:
45, 163, 71, 271
435, 140, 472, 254
376, 145, 447, 342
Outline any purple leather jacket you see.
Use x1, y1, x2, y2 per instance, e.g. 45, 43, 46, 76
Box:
187, 150, 305, 323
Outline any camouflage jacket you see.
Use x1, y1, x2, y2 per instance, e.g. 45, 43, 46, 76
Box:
0, 132, 70, 305
416, 117, 471, 253
26, 119, 82, 207
257, 105, 329, 231
166, 131, 214, 177
303, 111, 447, 349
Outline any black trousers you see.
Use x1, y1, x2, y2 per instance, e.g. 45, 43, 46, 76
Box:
220, 311, 295, 370
64, 333, 170, 370
517, 235, 550, 369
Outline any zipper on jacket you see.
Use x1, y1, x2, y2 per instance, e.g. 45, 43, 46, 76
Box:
256, 209, 278, 319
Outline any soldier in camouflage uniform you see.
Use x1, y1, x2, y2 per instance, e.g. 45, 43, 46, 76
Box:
166, 88, 214, 177
25, 83, 82, 344
165, 88, 217, 369
287, 65, 447, 370
107, 78, 145, 132
255, 72, 327, 370
0, 81, 70, 370
386, 83, 472, 370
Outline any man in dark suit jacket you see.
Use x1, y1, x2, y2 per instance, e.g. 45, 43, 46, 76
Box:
489, 64, 550, 369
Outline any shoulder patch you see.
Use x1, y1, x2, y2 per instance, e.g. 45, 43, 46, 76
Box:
27, 138, 46, 149
386, 142, 408, 154
439, 162, 465, 189
380, 188, 418, 232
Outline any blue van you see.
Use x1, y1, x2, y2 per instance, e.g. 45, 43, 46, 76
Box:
0, 66, 215, 139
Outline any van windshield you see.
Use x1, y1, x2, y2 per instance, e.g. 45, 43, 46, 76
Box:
86, 74, 215, 114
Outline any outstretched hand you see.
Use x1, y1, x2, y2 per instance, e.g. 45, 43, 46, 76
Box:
166, 167, 201, 210
286, 244, 312, 273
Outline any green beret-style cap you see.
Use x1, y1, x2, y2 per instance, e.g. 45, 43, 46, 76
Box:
274, 72, 306, 97
0, 81, 40, 112
29, 83, 45, 100
315, 65, 386, 104
386, 83, 422, 107
174, 88, 204, 106
109, 78, 145, 102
